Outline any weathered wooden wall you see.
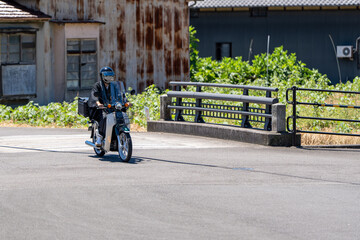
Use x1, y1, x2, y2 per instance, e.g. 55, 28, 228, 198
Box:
19, 0, 190, 92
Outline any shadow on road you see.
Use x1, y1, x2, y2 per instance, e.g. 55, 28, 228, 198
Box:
132, 155, 232, 169
131, 156, 360, 186
0, 145, 90, 154
90, 154, 144, 164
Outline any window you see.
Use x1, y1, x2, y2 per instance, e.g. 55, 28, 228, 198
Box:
216, 42, 232, 60
66, 39, 97, 89
1, 33, 36, 64
357, 39, 360, 69
0, 33, 36, 97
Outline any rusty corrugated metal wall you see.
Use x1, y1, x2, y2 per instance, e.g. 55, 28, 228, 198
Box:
19, 0, 189, 92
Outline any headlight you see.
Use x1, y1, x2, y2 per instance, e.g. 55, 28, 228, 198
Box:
115, 102, 122, 110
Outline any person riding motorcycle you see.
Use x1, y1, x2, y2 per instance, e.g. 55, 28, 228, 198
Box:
88, 67, 115, 147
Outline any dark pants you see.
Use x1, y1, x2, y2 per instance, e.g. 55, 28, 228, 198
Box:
90, 108, 106, 137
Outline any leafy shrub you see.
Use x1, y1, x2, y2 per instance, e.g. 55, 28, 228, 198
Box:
0, 98, 88, 128
188, 27, 360, 134
128, 85, 165, 128
190, 26, 200, 79
0, 105, 12, 121
0, 87, 163, 129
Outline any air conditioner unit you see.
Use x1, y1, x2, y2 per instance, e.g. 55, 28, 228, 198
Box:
337, 46, 353, 58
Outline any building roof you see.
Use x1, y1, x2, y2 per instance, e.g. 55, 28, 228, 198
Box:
191, 0, 360, 8
50, 20, 106, 24
0, 0, 51, 21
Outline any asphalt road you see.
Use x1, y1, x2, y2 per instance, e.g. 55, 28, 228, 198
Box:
0, 127, 359, 240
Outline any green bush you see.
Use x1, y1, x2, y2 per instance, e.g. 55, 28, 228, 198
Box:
128, 85, 165, 128
188, 27, 360, 134
0, 105, 12, 121
0, 87, 164, 129
0, 98, 88, 128
190, 26, 200, 80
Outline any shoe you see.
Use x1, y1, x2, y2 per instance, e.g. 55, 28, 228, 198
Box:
95, 133, 103, 147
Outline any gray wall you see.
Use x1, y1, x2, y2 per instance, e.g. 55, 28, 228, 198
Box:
191, 10, 360, 84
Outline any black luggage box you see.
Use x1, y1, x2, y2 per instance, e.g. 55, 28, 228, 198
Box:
78, 97, 89, 117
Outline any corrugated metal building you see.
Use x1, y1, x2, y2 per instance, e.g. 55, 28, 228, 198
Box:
0, 0, 190, 105
191, 0, 360, 84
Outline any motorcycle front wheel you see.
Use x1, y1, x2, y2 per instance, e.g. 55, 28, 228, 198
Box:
117, 132, 132, 162
92, 127, 105, 157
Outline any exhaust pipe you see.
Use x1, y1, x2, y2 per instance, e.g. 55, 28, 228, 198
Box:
85, 140, 100, 149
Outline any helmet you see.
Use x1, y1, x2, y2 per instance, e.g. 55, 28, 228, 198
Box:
100, 66, 115, 84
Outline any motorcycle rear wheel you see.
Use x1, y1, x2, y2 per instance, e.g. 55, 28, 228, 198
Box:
117, 132, 132, 162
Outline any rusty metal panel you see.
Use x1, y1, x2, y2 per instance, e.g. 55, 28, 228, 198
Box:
125, 0, 137, 91
163, 1, 174, 89
117, 0, 127, 84
135, 0, 145, 92
24, 0, 190, 92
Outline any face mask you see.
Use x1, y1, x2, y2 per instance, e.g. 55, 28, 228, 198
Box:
103, 76, 114, 84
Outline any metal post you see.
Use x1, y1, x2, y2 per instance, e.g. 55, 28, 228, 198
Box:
175, 85, 185, 121
264, 90, 272, 131
194, 86, 205, 123
241, 89, 251, 128
292, 86, 297, 146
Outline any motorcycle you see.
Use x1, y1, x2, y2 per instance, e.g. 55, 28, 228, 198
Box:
81, 81, 135, 162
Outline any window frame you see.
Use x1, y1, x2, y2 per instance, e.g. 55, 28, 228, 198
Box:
216, 42, 232, 61
1, 33, 36, 65
66, 38, 98, 90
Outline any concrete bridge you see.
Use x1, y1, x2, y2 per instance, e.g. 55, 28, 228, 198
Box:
0, 127, 359, 239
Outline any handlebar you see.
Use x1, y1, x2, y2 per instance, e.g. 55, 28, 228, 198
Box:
96, 102, 132, 111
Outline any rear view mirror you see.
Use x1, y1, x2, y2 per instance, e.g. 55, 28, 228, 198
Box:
130, 89, 136, 95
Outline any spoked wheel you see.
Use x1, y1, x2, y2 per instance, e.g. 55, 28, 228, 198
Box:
92, 125, 105, 157
117, 132, 132, 162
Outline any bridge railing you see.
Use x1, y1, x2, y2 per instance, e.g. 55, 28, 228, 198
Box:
286, 86, 360, 146
161, 81, 282, 131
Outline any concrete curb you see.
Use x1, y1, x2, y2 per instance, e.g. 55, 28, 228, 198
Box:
303, 144, 360, 149
147, 121, 301, 147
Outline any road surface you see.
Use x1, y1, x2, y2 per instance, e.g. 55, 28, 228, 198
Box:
0, 127, 359, 240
